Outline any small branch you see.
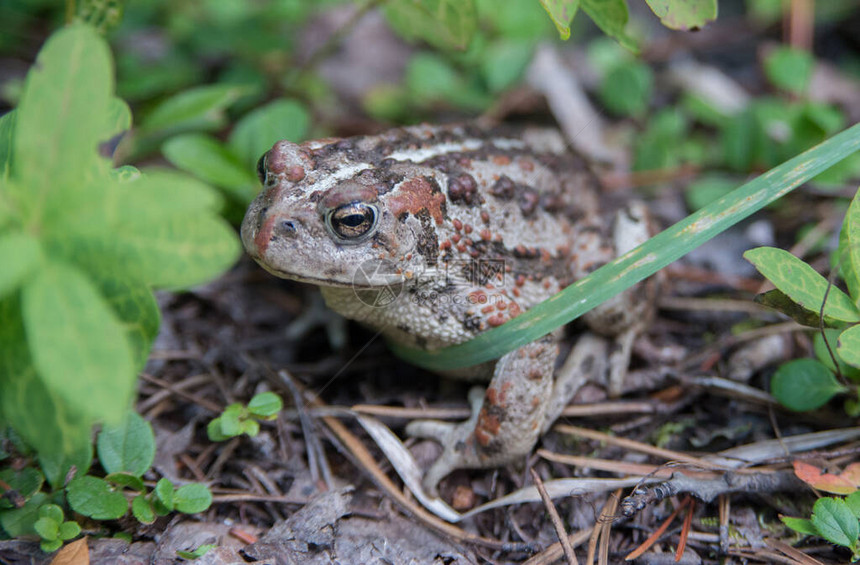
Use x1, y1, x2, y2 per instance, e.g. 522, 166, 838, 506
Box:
531, 468, 578, 565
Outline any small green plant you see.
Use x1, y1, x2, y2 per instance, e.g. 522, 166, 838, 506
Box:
0, 23, 239, 489
177, 543, 217, 560
782, 461, 860, 562
0, 411, 212, 550
744, 189, 860, 413
207, 392, 284, 442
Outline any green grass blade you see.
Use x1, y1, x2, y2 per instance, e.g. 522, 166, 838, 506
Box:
390, 123, 860, 371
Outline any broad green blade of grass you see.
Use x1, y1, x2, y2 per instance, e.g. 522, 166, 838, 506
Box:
390, 123, 860, 371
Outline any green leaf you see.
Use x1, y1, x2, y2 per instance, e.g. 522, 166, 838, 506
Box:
132, 494, 155, 524
754, 289, 834, 328
0, 492, 46, 537
40, 539, 62, 553
33, 516, 59, 540
228, 99, 309, 170
162, 134, 257, 204
764, 46, 814, 96
177, 544, 216, 559
480, 40, 534, 94
645, 0, 717, 30
771, 358, 847, 412
599, 60, 653, 117
154, 478, 175, 511
88, 274, 160, 372
241, 419, 260, 437
104, 472, 146, 492
39, 504, 65, 524
14, 24, 113, 202
580, 0, 637, 52
840, 189, 860, 304
0, 232, 42, 299
846, 491, 860, 520
0, 110, 15, 182
811, 497, 859, 548
219, 404, 243, 437
206, 417, 230, 442
0, 297, 94, 488
0, 467, 43, 509
66, 476, 128, 520
174, 483, 212, 514
38, 503, 63, 523
384, 0, 478, 51
539, 0, 579, 40
744, 247, 860, 325
140, 84, 251, 136
392, 123, 860, 371
814, 328, 860, 381
633, 109, 688, 171
21, 262, 135, 424
97, 411, 156, 477
58, 520, 81, 540
247, 392, 283, 418
837, 325, 860, 369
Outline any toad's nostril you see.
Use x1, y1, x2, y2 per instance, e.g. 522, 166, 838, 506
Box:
277, 219, 297, 236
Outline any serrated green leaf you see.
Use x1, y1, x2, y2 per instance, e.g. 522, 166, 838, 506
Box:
132, 494, 155, 524
0, 110, 15, 182
645, 0, 717, 30
105, 472, 146, 492
0, 232, 42, 299
0, 492, 46, 537
539, 0, 579, 40
846, 491, 860, 520
580, 0, 637, 52
248, 392, 283, 418
97, 411, 156, 477
162, 133, 257, 204
0, 296, 93, 488
140, 84, 251, 136
841, 189, 860, 305
0, 468, 43, 509
771, 358, 847, 412
155, 478, 175, 511
174, 483, 212, 514
66, 475, 128, 520
33, 516, 59, 540
228, 99, 309, 170
21, 262, 135, 424
385, 0, 478, 51
14, 23, 113, 200
58, 520, 81, 540
744, 247, 860, 324
811, 497, 859, 548
38, 503, 63, 523
764, 46, 814, 96
837, 325, 860, 369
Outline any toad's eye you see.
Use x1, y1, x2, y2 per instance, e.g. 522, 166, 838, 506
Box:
326, 202, 378, 242
256, 152, 269, 184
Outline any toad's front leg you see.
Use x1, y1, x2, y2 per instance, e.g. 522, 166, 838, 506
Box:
406, 336, 557, 496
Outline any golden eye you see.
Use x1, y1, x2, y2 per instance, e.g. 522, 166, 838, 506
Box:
326, 202, 378, 242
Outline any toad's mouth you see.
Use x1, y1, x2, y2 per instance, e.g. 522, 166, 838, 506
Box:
254, 260, 403, 290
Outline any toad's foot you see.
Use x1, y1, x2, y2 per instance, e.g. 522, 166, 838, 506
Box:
406, 337, 557, 496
